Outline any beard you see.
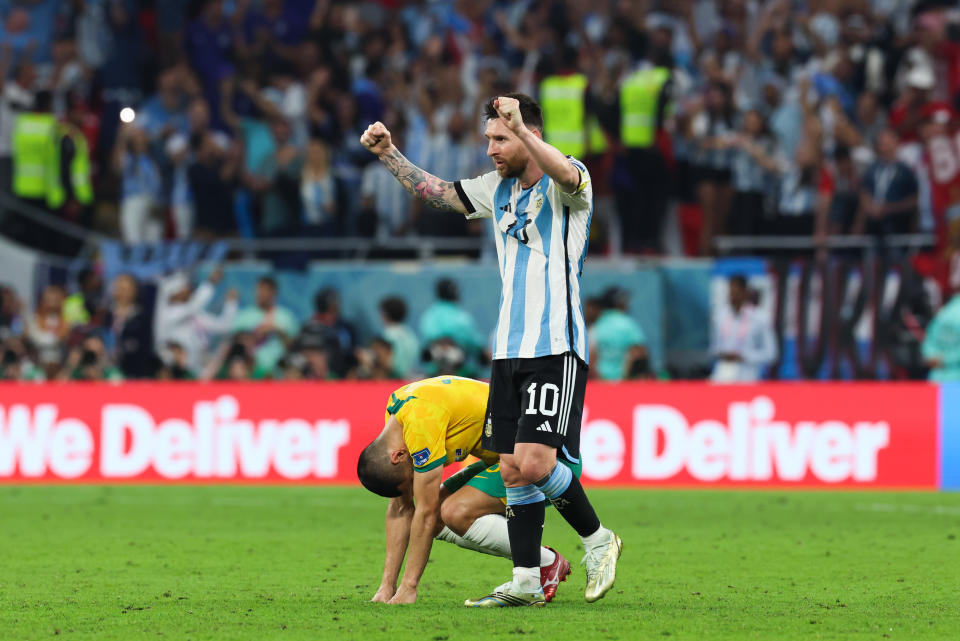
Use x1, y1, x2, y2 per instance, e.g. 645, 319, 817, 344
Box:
495, 157, 526, 178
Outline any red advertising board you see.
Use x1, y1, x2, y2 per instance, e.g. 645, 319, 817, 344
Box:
0, 382, 939, 488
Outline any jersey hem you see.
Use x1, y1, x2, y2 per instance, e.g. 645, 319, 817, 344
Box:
491, 347, 589, 364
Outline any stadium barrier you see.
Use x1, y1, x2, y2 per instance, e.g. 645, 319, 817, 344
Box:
0, 382, 951, 489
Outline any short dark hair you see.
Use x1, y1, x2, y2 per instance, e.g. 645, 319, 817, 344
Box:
379, 296, 407, 323
729, 274, 748, 290
315, 287, 340, 313
436, 278, 459, 302
258, 276, 277, 291
483, 93, 543, 132
357, 439, 405, 498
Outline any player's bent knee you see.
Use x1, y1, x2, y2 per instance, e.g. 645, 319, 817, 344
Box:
440, 498, 472, 536
518, 458, 553, 485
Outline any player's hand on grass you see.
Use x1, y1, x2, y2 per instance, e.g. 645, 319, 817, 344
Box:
370, 584, 395, 603
360, 122, 394, 157
387, 585, 417, 604
493, 96, 524, 135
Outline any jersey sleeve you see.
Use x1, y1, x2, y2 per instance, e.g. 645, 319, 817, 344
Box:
396, 398, 451, 473
454, 171, 498, 220
557, 156, 593, 209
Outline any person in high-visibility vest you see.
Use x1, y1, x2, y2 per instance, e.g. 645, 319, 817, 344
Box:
616, 60, 673, 253
539, 48, 609, 160
11, 110, 56, 200
47, 120, 94, 212
540, 72, 588, 158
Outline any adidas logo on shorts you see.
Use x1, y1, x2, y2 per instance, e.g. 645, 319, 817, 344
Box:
536, 421, 552, 433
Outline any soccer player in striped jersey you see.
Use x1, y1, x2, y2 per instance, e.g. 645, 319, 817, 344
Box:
360, 93, 621, 607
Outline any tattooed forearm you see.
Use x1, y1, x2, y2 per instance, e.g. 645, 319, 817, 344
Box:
379, 147, 465, 213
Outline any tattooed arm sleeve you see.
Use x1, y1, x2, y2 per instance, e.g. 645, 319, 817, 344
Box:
378, 147, 468, 214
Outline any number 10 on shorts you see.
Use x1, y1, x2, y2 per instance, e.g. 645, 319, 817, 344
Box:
525, 382, 559, 417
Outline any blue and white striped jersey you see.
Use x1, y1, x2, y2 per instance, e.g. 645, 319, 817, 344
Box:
454, 158, 593, 363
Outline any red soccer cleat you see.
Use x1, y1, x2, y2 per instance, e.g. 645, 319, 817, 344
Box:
540, 547, 571, 602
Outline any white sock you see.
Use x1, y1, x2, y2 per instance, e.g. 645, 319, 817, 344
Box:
437, 516, 556, 567
512, 566, 541, 593
436, 515, 512, 558
581, 526, 610, 550
540, 547, 556, 567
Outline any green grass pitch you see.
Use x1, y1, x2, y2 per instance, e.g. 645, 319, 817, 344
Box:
1, 486, 959, 640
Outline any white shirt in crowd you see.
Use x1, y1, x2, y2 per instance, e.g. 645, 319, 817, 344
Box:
710, 302, 778, 382
0, 82, 33, 158
154, 274, 237, 373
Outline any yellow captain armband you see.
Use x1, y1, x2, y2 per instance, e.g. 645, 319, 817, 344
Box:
566, 156, 590, 194
573, 167, 590, 194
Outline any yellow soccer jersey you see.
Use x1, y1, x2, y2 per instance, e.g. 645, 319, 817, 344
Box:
384, 377, 499, 473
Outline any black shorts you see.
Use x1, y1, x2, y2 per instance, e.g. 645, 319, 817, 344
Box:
482, 352, 587, 465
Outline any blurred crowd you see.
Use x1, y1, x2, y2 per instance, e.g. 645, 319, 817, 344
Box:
0, 0, 958, 258
0, 269, 653, 382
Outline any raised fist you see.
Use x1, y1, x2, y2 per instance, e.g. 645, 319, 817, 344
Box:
493, 96, 524, 134
360, 121, 394, 156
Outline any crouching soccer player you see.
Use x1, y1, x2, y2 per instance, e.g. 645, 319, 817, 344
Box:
357, 376, 577, 604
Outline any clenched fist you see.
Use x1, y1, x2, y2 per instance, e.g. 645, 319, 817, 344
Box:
493, 96, 524, 134
360, 121, 394, 156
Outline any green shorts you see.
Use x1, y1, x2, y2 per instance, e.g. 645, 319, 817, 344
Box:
443, 458, 583, 503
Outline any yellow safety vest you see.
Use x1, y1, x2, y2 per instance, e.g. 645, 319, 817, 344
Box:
540, 73, 588, 158
587, 115, 608, 155
620, 67, 670, 148
48, 122, 93, 208
11, 113, 56, 199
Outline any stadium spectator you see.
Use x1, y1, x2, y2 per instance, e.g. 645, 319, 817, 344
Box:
186, 0, 236, 117
617, 49, 674, 254
63, 268, 105, 327
0, 335, 42, 381
284, 330, 338, 381
232, 275, 299, 376
25, 284, 68, 377
98, 0, 147, 161
710, 274, 777, 383
0, 58, 36, 194
153, 268, 238, 374
181, 98, 238, 238
0, 284, 25, 341
204, 333, 259, 381
693, 80, 736, 254
419, 278, 482, 377
249, 118, 304, 237
156, 342, 196, 381
105, 274, 156, 379
922, 290, 960, 382
771, 139, 831, 239
301, 140, 337, 234
46, 36, 87, 119
728, 109, 780, 237
890, 65, 945, 143
854, 129, 919, 240
826, 146, 861, 237
379, 296, 420, 379
112, 124, 162, 244
355, 336, 394, 381
59, 332, 122, 381
137, 67, 190, 144
296, 287, 357, 379
589, 287, 650, 381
